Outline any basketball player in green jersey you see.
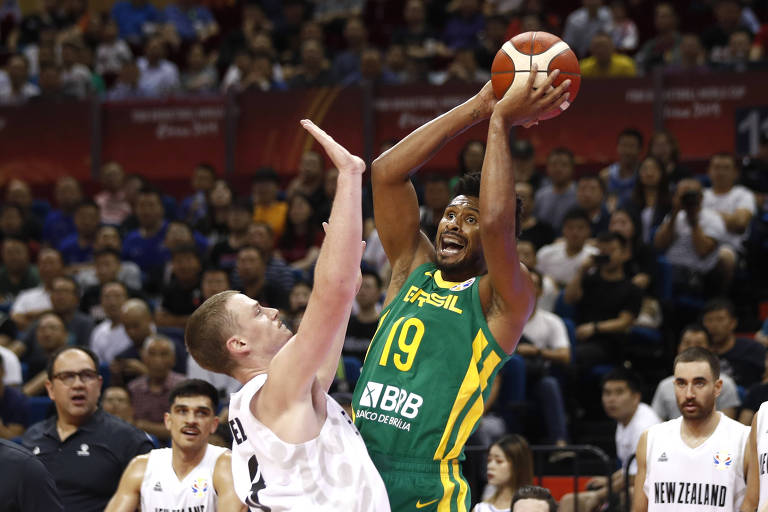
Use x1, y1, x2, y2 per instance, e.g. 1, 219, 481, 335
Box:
352, 66, 572, 511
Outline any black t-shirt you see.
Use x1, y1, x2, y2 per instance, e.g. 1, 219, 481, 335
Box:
577, 271, 643, 324
79, 284, 145, 322
209, 239, 240, 273
744, 382, 768, 413
0, 439, 63, 512
720, 337, 766, 389
159, 278, 203, 316
519, 220, 556, 251
21, 409, 153, 512
343, 315, 378, 362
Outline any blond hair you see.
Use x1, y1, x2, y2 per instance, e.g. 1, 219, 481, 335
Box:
185, 290, 239, 374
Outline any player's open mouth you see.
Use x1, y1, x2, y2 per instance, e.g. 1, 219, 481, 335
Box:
439, 235, 466, 256
181, 427, 200, 437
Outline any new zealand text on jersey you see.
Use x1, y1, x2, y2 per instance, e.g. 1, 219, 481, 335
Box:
153, 507, 207, 512
403, 286, 463, 314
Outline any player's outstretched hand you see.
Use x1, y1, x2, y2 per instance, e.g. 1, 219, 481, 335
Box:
493, 64, 571, 127
301, 119, 365, 175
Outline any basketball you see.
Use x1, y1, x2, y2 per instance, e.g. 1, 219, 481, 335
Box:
491, 31, 581, 121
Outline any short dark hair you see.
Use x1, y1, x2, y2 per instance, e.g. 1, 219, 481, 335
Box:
561, 207, 591, 226
195, 163, 216, 176
602, 367, 642, 394
577, 173, 606, 192
361, 268, 382, 289
548, 146, 574, 165
701, 297, 736, 318
680, 323, 712, 346
100, 279, 128, 295
230, 198, 253, 213
171, 244, 201, 261
595, 230, 627, 247
169, 379, 219, 411
674, 346, 720, 380
618, 128, 644, 148
452, 172, 523, 237
511, 485, 557, 512
52, 275, 80, 295
47, 346, 100, 379
93, 248, 121, 261
252, 167, 279, 184
710, 151, 740, 171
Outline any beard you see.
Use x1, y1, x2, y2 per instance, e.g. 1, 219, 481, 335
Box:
678, 398, 716, 420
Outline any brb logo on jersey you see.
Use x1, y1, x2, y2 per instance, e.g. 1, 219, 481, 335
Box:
713, 451, 733, 471
191, 478, 209, 496
357, 381, 423, 431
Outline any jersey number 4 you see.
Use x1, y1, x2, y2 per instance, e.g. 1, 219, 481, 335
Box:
378, 316, 425, 371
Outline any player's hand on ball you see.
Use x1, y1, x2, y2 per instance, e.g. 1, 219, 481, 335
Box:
301, 119, 366, 175
494, 64, 571, 127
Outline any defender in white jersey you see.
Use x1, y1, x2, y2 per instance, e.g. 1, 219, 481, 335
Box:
106, 379, 244, 512
633, 347, 754, 512
185, 120, 389, 512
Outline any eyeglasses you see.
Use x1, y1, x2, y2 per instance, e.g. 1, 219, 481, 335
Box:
52, 369, 99, 386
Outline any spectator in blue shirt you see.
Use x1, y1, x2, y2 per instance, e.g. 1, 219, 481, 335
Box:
177, 163, 216, 225
59, 200, 101, 268
442, 0, 485, 50
164, 0, 218, 43
111, 0, 164, 45
43, 176, 82, 248
122, 187, 168, 290
0, 359, 26, 438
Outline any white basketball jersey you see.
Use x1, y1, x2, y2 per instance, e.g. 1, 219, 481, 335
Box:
755, 401, 768, 508
643, 413, 749, 511
140, 444, 227, 512
227, 374, 390, 512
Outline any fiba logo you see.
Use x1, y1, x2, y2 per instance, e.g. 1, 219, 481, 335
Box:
191, 477, 209, 495
712, 451, 733, 471
450, 278, 475, 292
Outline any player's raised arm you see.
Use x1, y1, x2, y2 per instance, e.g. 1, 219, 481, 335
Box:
104, 455, 147, 512
479, 66, 571, 352
371, 83, 498, 302
266, 120, 364, 399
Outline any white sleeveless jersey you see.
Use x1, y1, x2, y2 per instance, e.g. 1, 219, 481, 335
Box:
140, 444, 228, 512
643, 413, 749, 511
227, 374, 390, 512
756, 401, 768, 508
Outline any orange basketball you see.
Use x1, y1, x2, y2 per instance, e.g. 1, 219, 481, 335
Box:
491, 31, 581, 121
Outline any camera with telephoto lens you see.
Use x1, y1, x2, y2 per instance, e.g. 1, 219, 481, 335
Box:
593, 253, 610, 266
680, 190, 701, 209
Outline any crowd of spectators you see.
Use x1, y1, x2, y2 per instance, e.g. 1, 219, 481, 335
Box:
2, 0, 768, 103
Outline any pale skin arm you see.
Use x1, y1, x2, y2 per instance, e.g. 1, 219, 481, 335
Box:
213, 452, 247, 512
742, 414, 759, 512
104, 454, 148, 512
653, 210, 679, 251
720, 208, 753, 234
575, 311, 636, 341
631, 431, 649, 512
22, 371, 47, 396
0, 418, 24, 438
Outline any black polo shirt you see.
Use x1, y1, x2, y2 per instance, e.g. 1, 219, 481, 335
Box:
0, 438, 63, 512
21, 409, 153, 512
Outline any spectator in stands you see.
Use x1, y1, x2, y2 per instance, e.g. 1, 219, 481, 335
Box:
600, 128, 643, 209
79, 249, 141, 321
392, 0, 446, 61
534, 147, 578, 232
343, 269, 381, 363
576, 175, 610, 236
11, 247, 63, 332
608, 208, 655, 294
647, 130, 689, 183
510, 139, 545, 191
4, 178, 42, 238
111, 0, 163, 45
22, 312, 69, 396
43, 176, 82, 248
0, 358, 27, 438
634, 2, 681, 73
220, 47, 253, 94
0, 238, 39, 305
60, 39, 92, 99
122, 187, 168, 287
209, 199, 252, 275
652, 324, 740, 420
163, 0, 218, 44
564, 231, 642, 369
111, 298, 155, 385
137, 36, 180, 97
251, 167, 287, 239
49, 276, 95, 345
654, 178, 733, 297
217, 1, 271, 69
95, 162, 131, 226
289, 38, 333, 88
516, 270, 571, 447
419, 174, 452, 242
127, 335, 185, 441
89, 281, 132, 365
22, 346, 154, 510
287, 150, 325, 209
0, 206, 33, 259
475, 15, 509, 70
511, 486, 557, 512
101, 385, 134, 423
59, 200, 100, 268
95, 19, 133, 78
278, 193, 323, 272
33, 63, 74, 102
609, 0, 637, 52
0, 437, 63, 511
476, 435, 534, 511
282, 280, 310, 331
559, 368, 660, 512
458, 139, 485, 178
703, 152, 757, 255
580, 32, 637, 77
701, 0, 751, 64
537, 208, 598, 288
77, 226, 141, 290
665, 33, 710, 75
516, 182, 555, 251
107, 58, 145, 100
716, 28, 764, 71
246, 221, 296, 294
178, 163, 215, 225
235, 246, 288, 310
623, 155, 672, 245
442, 0, 484, 50
562, 0, 613, 59
181, 43, 218, 93
701, 297, 766, 389
155, 246, 202, 328
517, 240, 558, 313
0, 53, 40, 104
332, 17, 368, 83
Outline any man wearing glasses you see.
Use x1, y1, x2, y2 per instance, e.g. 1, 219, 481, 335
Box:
21, 346, 154, 512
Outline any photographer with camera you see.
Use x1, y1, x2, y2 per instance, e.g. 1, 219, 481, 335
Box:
654, 178, 732, 297
565, 231, 643, 371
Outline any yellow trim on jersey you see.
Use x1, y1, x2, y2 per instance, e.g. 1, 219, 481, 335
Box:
438, 459, 455, 512
363, 310, 390, 363
452, 460, 468, 512
433, 330, 488, 460
433, 270, 462, 289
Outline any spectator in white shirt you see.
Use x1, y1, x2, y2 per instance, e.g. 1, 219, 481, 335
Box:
0, 54, 40, 105
702, 152, 757, 254
518, 240, 558, 313
90, 281, 132, 365
137, 36, 180, 97
562, 0, 614, 58
60, 39, 93, 99
11, 248, 64, 333
96, 19, 133, 76
536, 208, 599, 287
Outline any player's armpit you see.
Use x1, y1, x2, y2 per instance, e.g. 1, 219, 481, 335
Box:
213, 452, 247, 512
104, 454, 148, 512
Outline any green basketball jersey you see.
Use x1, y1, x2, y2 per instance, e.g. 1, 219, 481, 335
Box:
352, 262, 510, 462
